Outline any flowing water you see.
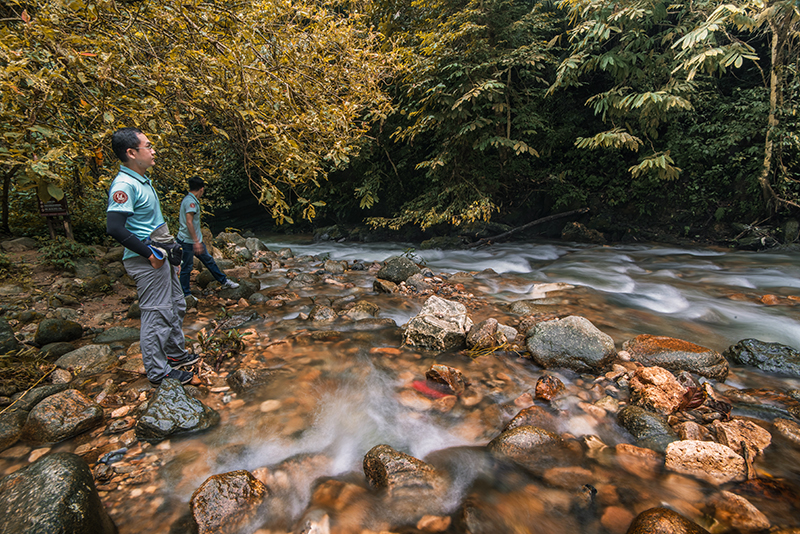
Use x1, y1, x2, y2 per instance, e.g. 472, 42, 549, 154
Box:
15, 238, 800, 533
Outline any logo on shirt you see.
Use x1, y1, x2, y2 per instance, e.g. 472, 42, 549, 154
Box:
112, 191, 128, 204
189, 203, 196, 208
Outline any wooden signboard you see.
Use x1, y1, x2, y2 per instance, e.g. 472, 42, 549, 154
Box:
38, 197, 74, 240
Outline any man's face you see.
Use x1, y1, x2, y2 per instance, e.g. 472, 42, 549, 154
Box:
127, 133, 156, 171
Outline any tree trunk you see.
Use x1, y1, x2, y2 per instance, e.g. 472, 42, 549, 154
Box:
1, 165, 20, 235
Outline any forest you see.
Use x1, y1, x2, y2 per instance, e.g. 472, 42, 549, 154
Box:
1, 0, 799, 244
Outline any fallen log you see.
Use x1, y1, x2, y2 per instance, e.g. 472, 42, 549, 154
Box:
465, 208, 589, 248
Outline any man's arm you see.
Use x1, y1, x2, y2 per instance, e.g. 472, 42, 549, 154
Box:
106, 211, 164, 269
186, 212, 204, 255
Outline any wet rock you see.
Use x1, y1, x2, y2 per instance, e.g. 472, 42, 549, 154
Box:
287, 273, 319, 288
55, 344, 117, 377
562, 221, 606, 244
403, 295, 473, 351
425, 364, 469, 395
487, 425, 575, 474
630, 366, 685, 415
542, 466, 595, 489
674, 421, 714, 442
308, 305, 337, 322
623, 334, 729, 381
665, 440, 746, 485
373, 278, 398, 293
525, 316, 615, 373
0, 317, 20, 354
93, 326, 140, 344
216, 231, 246, 247
406, 273, 432, 292
708, 490, 770, 532
772, 418, 800, 445
711, 419, 771, 457
190, 470, 268, 534
535, 374, 565, 401
466, 318, 499, 350
615, 443, 663, 479
135, 379, 220, 443
323, 259, 346, 274
503, 405, 558, 433
343, 301, 380, 321
376, 256, 421, 284
218, 277, 259, 300
244, 237, 267, 254
626, 507, 709, 534
8, 383, 69, 413
39, 341, 77, 361
724, 339, 800, 378
22, 389, 103, 444
226, 368, 277, 395
617, 405, 680, 454
601, 505, 635, 534
0, 411, 27, 452
34, 318, 83, 346
0, 452, 117, 534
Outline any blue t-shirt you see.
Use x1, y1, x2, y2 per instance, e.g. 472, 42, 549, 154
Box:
106, 167, 165, 260
177, 192, 202, 244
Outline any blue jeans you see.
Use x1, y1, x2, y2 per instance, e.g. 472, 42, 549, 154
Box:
178, 240, 227, 296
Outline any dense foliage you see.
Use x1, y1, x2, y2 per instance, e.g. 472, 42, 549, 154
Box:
2, 0, 799, 240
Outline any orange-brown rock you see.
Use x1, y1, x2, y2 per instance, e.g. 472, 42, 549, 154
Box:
622, 335, 728, 381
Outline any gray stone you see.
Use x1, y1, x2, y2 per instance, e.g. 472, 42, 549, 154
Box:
323, 259, 346, 274
136, 379, 220, 443
102, 247, 124, 263
402, 295, 473, 351
1, 237, 38, 252
55, 344, 117, 377
81, 274, 112, 295
287, 273, 319, 289
104, 261, 126, 280
308, 305, 337, 322
218, 277, 259, 300
343, 301, 380, 321
22, 389, 103, 444
525, 315, 615, 373
234, 246, 253, 261
0, 452, 117, 534
244, 237, 268, 254
126, 301, 141, 319
724, 338, 800, 378
0, 317, 19, 354
34, 318, 83, 346
405, 273, 432, 292
617, 405, 680, 454
8, 384, 69, 413
94, 326, 140, 344
376, 256, 421, 284
73, 258, 102, 279
216, 231, 246, 247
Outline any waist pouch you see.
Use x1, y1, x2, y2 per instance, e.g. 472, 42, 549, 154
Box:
144, 223, 182, 266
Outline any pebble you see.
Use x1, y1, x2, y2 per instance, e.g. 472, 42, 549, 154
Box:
111, 406, 133, 418
28, 448, 51, 463
259, 399, 282, 412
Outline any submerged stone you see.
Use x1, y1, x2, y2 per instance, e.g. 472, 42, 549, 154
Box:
623, 334, 728, 381
190, 470, 268, 534
724, 338, 800, 378
617, 405, 679, 454
135, 379, 220, 443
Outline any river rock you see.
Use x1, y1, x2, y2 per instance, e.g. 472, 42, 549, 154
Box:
0, 452, 117, 534
665, 440, 746, 485
323, 259, 346, 273
630, 366, 685, 415
615, 443, 663, 479
308, 305, 337, 322
287, 273, 319, 288
34, 318, 83, 346
343, 301, 380, 321
503, 405, 558, 433
711, 419, 771, 457
403, 295, 473, 351
216, 231, 246, 247
218, 277, 259, 300
535, 374, 565, 401
55, 344, 117, 377
562, 221, 606, 244
0, 411, 27, 452
623, 334, 729, 381
1, 236, 38, 252
425, 364, 469, 395
94, 326, 140, 344
626, 507, 709, 534
772, 418, 800, 445
466, 318, 499, 349
0, 317, 19, 354
487, 425, 575, 474
244, 237, 267, 254
190, 470, 268, 534
226, 368, 276, 394
376, 256, 421, 284
406, 273, 432, 292
723, 339, 800, 377
8, 383, 69, 412
22, 389, 103, 444
135, 379, 220, 443
617, 405, 679, 453
525, 315, 615, 373
39, 341, 77, 361
708, 490, 770, 531
373, 278, 398, 293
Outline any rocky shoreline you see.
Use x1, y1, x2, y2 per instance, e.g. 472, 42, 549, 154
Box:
1, 232, 800, 534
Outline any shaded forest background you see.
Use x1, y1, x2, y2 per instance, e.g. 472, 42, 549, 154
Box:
1, 0, 799, 245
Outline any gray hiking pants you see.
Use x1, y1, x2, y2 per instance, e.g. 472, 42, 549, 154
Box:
123, 256, 188, 382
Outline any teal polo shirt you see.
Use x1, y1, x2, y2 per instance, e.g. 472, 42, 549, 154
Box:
107, 166, 165, 260
177, 192, 202, 244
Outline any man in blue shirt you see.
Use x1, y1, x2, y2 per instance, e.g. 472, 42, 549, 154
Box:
106, 127, 198, 387
177, 177, 239, 297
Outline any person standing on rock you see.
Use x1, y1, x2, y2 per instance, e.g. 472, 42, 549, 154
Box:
106, 127, 198, 387
176, 177, 239, 300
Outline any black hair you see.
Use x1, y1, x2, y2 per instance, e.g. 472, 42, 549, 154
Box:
111, 127, 143, 163
188, 176, 205, 191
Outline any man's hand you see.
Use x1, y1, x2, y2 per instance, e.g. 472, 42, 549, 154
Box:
193, 242, 204, 256
148, 253, 165, 269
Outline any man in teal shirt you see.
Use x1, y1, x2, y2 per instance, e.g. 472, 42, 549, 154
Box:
177, 177, 239, 297
106, 127, 197, 387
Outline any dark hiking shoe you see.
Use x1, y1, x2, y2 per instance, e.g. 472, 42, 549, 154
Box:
167, 353, 200, 369
150, 369, 194, 387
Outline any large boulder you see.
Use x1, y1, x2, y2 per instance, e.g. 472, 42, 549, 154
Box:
723, 339, 800, 378
664, 440, 747, 485
190, 470, 268, 534
617, 405, 679, 454
626, 507, 709, 534
376, 256, 421, 284
402, 296, 473, 351
0, 452, 117, 534
135, 379, 220, 443
623, 334, 729, 381
525, 316, 615, 373
34, 318, 83, 346
22, 389, 104, 444
54, 344, 117, 377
